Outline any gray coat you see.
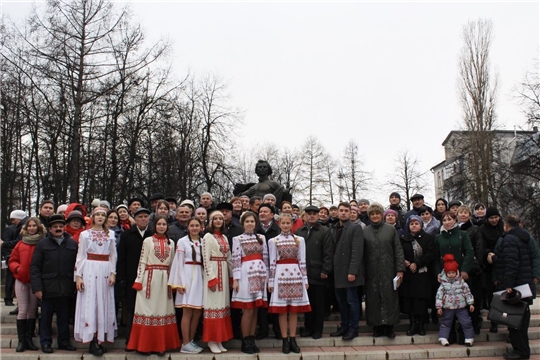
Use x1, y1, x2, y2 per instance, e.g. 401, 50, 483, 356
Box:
364, 222, 406, 326
295, 222, 334, 286
332, 220, 365, 288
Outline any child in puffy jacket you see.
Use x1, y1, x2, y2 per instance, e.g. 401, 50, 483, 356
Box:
435, 254, 475, 347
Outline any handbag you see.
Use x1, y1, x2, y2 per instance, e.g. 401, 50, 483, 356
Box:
487, 294, 527, 329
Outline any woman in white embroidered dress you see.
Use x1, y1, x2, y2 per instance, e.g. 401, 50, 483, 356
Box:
169, 218, 204, 354
268, 212, 311, 354
74, 207, 117, 356
231, 212, 269, 354
126, 216, 180, 355
202, 210, 233, 354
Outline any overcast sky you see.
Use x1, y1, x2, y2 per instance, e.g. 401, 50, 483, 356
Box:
2, 1, 539, 206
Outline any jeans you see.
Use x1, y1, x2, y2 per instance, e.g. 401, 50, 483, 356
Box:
335, 286, 360, 331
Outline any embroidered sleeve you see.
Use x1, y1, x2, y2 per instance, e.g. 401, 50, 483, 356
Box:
262, 235, 269, 278
202, 233, 218, 286
297, 236, 308, 285
232, 236, 242, 280
109, 230, 117, 275
133, 237, 150, 290
268, 236, 277, 287
168, 237, 186, 289
74, 231, 88, 279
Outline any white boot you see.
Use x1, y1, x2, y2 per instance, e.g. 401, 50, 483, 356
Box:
464, 338, 474, 347
207, 341, 222, 354
439, 338, 449, 346
217, 342, 227, 352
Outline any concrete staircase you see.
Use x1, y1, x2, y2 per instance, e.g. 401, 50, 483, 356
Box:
0, 301, 538, 360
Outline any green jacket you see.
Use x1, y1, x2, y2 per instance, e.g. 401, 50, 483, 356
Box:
434, 227, 474, 274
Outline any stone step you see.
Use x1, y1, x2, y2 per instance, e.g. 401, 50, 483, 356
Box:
2, 315, 540, 335
1, 328, 539, 350
0, 341, 539, 360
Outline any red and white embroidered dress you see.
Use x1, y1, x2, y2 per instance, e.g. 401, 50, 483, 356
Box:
126, 235, 180, 353
231, 233, 269, 309
74, 229, 117, 344
201, 232, 233, 342
168, 235, 204, 309
268, 233, 311, 313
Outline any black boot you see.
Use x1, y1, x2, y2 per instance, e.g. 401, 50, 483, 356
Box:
417, 320, 426, 336
373, 325, 384, 337
249, 336, 260, 353
489, 322, 498, 333
281, 337, 290, 354
289, 337, 300, 353
16, 319, 26, 352
386, 325, 396, 339
406, 314, 416, 336
25, 319, 38, 351
10, 306, 19, 315
241, 337, 254, 354
89, 338, 103, 356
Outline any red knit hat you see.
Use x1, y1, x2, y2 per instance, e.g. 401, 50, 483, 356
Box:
443, 254, 459, 273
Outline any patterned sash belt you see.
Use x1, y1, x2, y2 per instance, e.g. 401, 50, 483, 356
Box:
277, 259, 298, 264
145, 265, 170, 299
210, 256, 227, 291
242, 254, 263, 262
185, 261, 202, 265
87, 253, 109, 261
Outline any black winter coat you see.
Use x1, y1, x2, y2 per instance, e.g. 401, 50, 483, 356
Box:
30, 233, 77, 299
225, 221, 244, 248
399, 230, 435, 301
493, 227, 534, 300
295, 222, 333, 286
2, 222, 23, 258
116, 226, 154, 303
168, 221, 188, 244
460, 221, 485, 275
332, 220, 365, 288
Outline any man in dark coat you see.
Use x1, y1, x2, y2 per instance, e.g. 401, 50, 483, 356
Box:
490, 215, 535, 360
116, 208, 153, 346
30, 214, 77, 353
2, 210, 28, 306
388, 192, 406, 228
168, 205, 191, 244
404, 194, 425, 226
295, 205, 333, 339
36, 200, 55, 231
256, 203, 280, 339
330, 202, 365, 340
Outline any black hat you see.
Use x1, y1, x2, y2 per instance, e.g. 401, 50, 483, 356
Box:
410, 194, 424, 201
485, 207, 500, 218
149, 193, 165, 201
134, 208, 151, 216
448, 200, 462, 208
66, 210, 86, 225
49, 214, 66, 226
165, 197, 177, 204
128, 197, 144, 207
304, 205, 319, 213
216, 202, 233, 211
258, 203, 275, 214
389, 192, 401, 200
500, 290, 522, 305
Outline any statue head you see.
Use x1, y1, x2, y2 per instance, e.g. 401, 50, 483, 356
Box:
255, 160, 273, 177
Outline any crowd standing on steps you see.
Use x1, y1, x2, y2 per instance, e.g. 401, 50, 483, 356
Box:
1, 190, 538, 360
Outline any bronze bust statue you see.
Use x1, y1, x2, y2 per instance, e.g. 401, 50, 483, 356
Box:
233, 160, 291, 208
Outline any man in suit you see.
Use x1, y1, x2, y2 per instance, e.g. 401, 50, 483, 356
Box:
116, 208, 154, 347
330, 202, 365, 340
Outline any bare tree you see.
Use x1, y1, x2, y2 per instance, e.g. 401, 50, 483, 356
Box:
386, 150, 428, 210
297, 137, 327, 205
338, 140, 369, 201
457, 18, 499, 206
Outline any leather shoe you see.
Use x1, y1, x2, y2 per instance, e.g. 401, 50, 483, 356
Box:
330, 327, 348, 337
312, 332, 322, 340
42, 344, 54, 353
503, 351, 529, 360
9, 306, 19, 315
342, 329, 358, 340
58, 344, 77, 351
300, 328, 313, 338
386, 326, 396, 339
4, 299, 14, 306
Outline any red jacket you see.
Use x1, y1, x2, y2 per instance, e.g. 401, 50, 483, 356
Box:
8, 241, 38, 284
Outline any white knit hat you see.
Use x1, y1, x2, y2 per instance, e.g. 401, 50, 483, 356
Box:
10, 210, 27, 220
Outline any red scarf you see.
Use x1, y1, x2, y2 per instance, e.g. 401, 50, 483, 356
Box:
120, 218, 132, 231
65, 225, 84, 242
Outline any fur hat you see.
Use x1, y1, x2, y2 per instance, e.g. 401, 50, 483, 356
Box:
367, 202, 384, 216
443, 254, 459, 273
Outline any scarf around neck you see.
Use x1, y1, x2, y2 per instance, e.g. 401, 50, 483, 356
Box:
22, 233, 42, 245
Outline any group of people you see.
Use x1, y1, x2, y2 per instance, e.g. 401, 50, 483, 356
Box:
1, 190, 538, 360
